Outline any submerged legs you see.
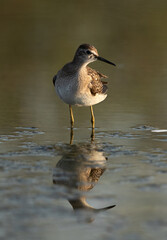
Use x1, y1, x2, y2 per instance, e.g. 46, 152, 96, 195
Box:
90, 106, 95, 129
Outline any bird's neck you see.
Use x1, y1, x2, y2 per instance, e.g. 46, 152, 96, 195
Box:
72, 57, 88, 70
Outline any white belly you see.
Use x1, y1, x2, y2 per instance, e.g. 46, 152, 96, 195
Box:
55, 82, 107, 107
55, 85, 107, 106
74, 92, 107, 106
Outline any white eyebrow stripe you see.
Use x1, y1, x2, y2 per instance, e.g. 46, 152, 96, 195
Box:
90, 50, 98, 55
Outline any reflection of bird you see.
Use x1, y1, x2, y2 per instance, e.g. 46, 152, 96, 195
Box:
53, 44, 116, 128
53, 143, 115, 213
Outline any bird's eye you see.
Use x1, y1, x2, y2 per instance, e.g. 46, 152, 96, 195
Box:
86, 50, 91, 55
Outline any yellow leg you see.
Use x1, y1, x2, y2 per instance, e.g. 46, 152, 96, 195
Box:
69, 105, 74, 128
90, 106, 95, 129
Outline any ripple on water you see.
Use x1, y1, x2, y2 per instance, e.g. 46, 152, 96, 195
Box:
132, 125, 157, 131
14, 126, 44, 136
0, 145, 56, 158
138, 183, 167, 192
0, 126, 44, 144
132, 125, 167, 142
96, 130, 142, 140
119, 175, 154, 185
96, 126, 167, 146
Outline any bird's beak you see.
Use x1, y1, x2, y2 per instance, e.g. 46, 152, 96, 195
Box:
96, 56, 116, 66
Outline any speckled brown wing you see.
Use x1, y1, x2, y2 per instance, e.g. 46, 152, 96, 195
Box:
86, 168, 106, 190
87, 66, 108, 96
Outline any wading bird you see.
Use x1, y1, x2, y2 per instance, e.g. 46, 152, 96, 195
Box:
53, 44, 116, 129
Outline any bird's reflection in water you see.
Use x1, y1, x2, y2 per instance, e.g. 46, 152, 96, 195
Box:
70, 127, 95, 144
53, 141, 115, 222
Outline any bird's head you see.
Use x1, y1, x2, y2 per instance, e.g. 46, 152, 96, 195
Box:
73, 44, 116, 66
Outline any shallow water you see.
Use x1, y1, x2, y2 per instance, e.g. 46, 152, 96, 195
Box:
0, 1, 167, 240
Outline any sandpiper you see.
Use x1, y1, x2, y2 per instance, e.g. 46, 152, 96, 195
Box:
53, 44, 116, 128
